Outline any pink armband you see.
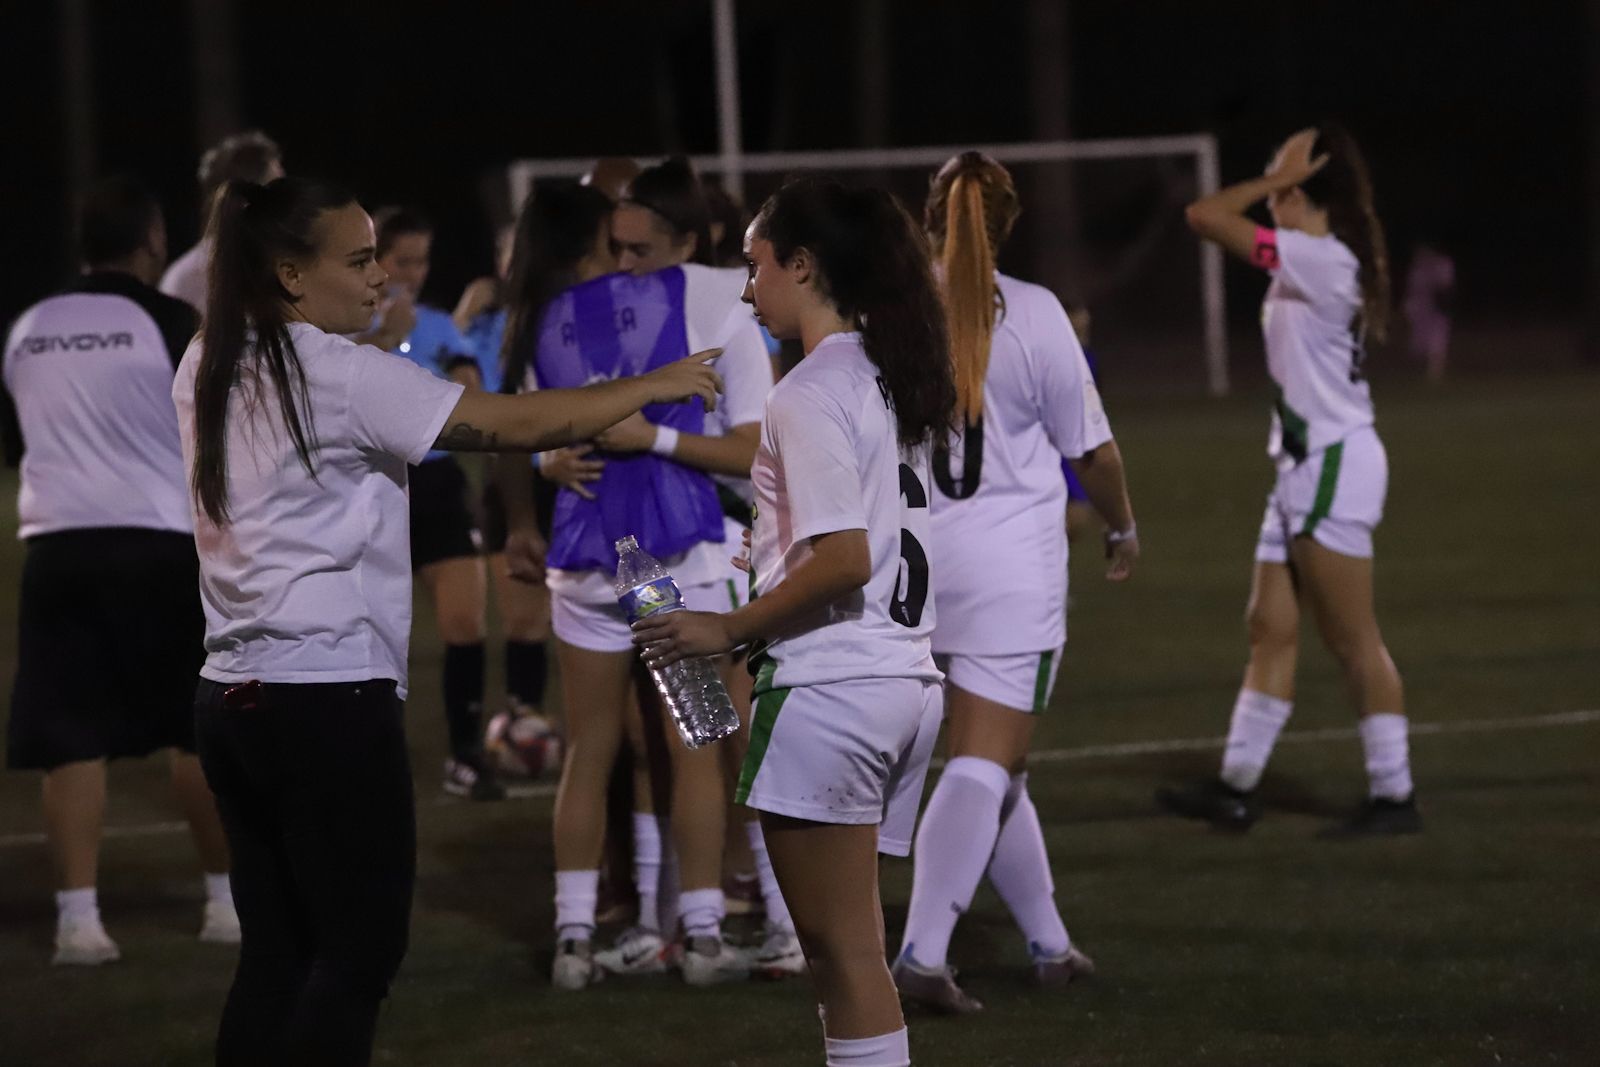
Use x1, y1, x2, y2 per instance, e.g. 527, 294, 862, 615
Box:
1250, 226, 1280, 271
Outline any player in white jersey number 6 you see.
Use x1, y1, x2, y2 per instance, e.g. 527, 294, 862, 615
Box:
633, 178, 957, 1067
1160, 125, 1417, 837
893, 152, 1139, 1015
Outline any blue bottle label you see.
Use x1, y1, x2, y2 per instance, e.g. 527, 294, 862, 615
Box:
620, 577, 682, 623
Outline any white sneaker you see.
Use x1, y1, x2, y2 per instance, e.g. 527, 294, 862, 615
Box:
53, 918, 120, 966
199, 899, 241, 944
551, 939, 604, 991
749, 923, 805, 979
679, 935, 751, 987
593, 925, 667, 976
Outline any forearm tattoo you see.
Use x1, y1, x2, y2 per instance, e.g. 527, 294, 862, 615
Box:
434, 421, 500, 451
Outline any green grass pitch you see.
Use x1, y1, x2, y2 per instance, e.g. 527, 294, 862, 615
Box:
1, 369, 1596, 1066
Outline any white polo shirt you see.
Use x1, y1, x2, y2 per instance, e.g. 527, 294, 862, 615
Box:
173, 321, 464, 696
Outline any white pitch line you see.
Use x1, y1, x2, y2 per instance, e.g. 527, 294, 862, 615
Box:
1, 708, 1595, 851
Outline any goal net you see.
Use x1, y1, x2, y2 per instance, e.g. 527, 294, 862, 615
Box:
508, 136, 1228, 395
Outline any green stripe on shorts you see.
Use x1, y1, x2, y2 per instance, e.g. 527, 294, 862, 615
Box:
1302, 441, 1345, 536
1032, 650, 1056, 714
735, 657, 787, 805
725, 578, 740, 610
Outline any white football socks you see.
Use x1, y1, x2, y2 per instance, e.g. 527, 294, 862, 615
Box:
824, 1028, 910, 1067
744, 819, 794, 932
56, 887, 99, 926
1220, 688, 1293, 792
554, 869, 598, 942
204, 873, 233, 909
632, 812, 663, 932
986, 772, 1071, 959
678, 887, 725, 941
899, 755, 1010, 969
1359, 713, 1414, 800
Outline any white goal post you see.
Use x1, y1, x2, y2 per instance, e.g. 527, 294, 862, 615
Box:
507, 137, 1229, 396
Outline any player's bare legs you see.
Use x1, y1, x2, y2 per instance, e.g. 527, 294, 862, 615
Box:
43, 759, 105, 892
1159, 561, 1299, 829
1241, 561, 1300, 701
1290, 539, 1403, 716
762, 815, 903, 1038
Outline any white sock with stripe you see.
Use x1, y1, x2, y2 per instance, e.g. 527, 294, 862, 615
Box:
1359, 713, 1413, 800
824, 1028, 910, 1067
632, 812, 663, 932
554, 869, 598, 942
898, 755, 1010, 969
986, 772, 1071, 958
1220, 688, 1293, 792
744, 819, 794, 932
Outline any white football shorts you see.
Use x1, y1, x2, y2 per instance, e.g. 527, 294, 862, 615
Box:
735, 673, 943, 857
936, 647, 1064, 715
1256, 426, 1387, 563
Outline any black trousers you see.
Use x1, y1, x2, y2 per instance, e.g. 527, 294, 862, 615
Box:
194, 678, 416, 1067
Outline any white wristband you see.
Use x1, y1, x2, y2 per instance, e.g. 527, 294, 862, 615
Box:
650, 425, 680, 457
1105, 523, 1138, 545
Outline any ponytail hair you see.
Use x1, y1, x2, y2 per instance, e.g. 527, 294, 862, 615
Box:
499, 180, 615, 394
1300, 123, 1391, 344
924, 151, 1021, 425
194, 176, 356, 525
753, 178, 956, 449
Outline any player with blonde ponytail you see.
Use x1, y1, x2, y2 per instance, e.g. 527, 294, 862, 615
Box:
893, 151, 1140, 1014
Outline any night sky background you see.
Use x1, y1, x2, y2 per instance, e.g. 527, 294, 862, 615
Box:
2, 0, 1591, 349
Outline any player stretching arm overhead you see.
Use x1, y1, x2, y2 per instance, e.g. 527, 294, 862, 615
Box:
1159, 125, 1416, 837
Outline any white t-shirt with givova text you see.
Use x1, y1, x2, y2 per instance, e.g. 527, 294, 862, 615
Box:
173, 321, 464, 697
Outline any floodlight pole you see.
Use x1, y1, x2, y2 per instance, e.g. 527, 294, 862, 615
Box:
712, 0, 745, 200
1196, 134, 1230, 396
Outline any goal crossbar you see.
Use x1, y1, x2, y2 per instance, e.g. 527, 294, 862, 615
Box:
507, 134, 1229, 395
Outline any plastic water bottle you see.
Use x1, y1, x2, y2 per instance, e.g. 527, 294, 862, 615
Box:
614, 535, 741, 749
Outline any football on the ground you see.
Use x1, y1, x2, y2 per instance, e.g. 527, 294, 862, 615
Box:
485, 710, 563, 779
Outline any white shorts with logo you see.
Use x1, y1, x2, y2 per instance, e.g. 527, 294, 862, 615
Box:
552, 580, 731, 653
1256, 426, 1387, 564
935, 647, 1064, 715
735, 674, 944, 857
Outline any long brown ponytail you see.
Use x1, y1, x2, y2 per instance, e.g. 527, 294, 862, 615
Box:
925, 151, 1021, 424
193, 176, 355, 525
1301, 124, 1390, 343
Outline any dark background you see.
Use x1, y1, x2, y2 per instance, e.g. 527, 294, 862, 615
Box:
2, 0, 1593, 351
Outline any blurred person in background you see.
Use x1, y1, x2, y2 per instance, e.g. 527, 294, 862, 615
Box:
515, 158, 771, 990
2, 175, 237, 965
893, 152, 1137, 1013
595, 157, 790, 981
1162, 125, 1416, 837
450, 224, 562, 758
161, 130, 285, 313
1403, 241, 1455, 383
364, 206, 504, 801
582, 156, 642, 203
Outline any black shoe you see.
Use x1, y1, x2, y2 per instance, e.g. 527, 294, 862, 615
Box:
1155, 778, 1260, 832
1319, 795, 1421, 839
443, 755, 506, 801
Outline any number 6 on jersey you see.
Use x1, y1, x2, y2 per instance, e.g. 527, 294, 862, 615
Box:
890, 463, 930, 628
